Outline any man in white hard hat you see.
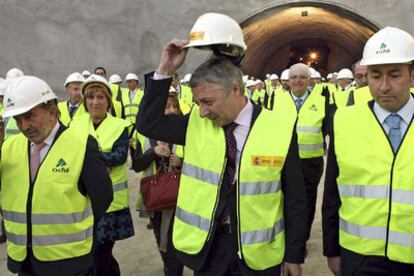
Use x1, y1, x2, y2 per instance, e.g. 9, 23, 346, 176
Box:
280, 69, 291, 91
0, 76, 113, 276
136, 12, 306, 276
323, 27, 414, 276
109, 74, 125, 102
57, 72, 86, 126
264, 74, 281, 110
333, 68, 354, 109
122, 73, 144, 125
345, 60, 371, 107
274, 64, 331, 250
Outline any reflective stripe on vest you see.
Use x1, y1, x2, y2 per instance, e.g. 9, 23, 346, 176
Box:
296, 126, 321, 134
113, 182, 128, 192
173, 106, 295, 270
2, 205, 92, 224
340, 218, 414, 248
335, 103, 414, 263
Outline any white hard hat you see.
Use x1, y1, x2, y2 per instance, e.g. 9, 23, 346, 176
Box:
81, 74, 112, 96
64, 72, 85, 87
337, 68, 353, 80
270, 74, 279, 80
185, 13, 247, 55
309, 67, 316, 76
0, 77, 3, 82
312, 71, 322, 79
266, 73, 270, 78
281, 69, 289, 81
327, 73, 333, 79
254, 79, 262, 85
0, 79, 12, 96
82, 70, 91, 77
3, 76, 57, 118
109, 74, 122, 84
125, 73, 139, 82
6, 68, 24, 80
183, 74, 192, 83
361, 26, 414, 66
246, 80, 256, 87
242, 75, 249, 83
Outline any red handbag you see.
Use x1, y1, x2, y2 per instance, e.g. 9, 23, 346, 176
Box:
140, 167, 180, 212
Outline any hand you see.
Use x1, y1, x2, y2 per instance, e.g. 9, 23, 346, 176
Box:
169, 153, 182, 168
106, 167, 112, 174
282, 262, 302, 276
154, 143, 170, 158
327, 257, 341, 276
156, 39, 189, 76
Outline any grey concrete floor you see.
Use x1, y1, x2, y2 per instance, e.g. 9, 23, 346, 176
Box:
0, 161, 331, 275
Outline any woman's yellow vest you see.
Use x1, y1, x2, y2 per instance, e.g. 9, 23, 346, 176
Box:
71, 113, 131, 213
335, 102, 414, 264
0, 126, 93, 262
172, 105, 296, 270
58, 101, 86, 127
274, 91, 325, 158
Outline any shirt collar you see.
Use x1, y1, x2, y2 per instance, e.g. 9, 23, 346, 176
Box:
291, 90, 309, 101
68, 101, 80, 108
234, 97, 253, 128
374, 95, 414, 125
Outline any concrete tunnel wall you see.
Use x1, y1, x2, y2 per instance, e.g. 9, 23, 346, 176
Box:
0, 0, 413, 99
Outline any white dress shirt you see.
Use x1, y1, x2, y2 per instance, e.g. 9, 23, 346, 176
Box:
129, 89, 137, 102
373, 95, 414, 137
233, 98, 253, 166
291, 90, 309, 102
30, 121, 60, 162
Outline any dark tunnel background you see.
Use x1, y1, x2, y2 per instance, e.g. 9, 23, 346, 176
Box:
240, 2, 380, 78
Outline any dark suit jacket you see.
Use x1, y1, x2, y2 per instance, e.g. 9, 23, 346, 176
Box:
136, 73, 307, 271
7, 123, 113, 276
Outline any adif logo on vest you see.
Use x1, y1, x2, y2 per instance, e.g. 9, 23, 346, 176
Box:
6, 98, 15, 107
376, 42, 390, 55
52, 158, 70, 173
309, 104, 318, 111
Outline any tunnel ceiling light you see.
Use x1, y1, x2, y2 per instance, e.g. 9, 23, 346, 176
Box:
309, 52, 318, 59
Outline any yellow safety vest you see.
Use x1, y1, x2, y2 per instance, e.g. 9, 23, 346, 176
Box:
346, 86, 372, 107
180, 85, 193, 107
0, 126, 93, 262
71, 113, 131, 213
274, 91, 325, 158
4, 117, 20, 138
58, 101, 86, 127
335, 102, 414, 263
172, 105, 296, 270
121, 89, 144, 124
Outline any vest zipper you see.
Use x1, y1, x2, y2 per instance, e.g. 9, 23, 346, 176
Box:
206, 157, 227, 242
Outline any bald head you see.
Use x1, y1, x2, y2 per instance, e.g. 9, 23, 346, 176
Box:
289, 63, 311, 97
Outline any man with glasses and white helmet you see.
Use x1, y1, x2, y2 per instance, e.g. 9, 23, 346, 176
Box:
137, 12, 307, 276
0, 76, 113, 276
323, 27, 414, 276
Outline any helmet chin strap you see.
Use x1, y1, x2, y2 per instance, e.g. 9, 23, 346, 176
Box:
211, 47, 245, 66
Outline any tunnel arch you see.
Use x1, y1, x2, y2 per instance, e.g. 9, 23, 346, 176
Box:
240, 1, 381, 78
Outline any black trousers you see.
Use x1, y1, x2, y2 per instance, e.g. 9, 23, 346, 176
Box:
92, 241, 120, 276
341, 247, 414, 276
195, 226, 281, 276
151, 212, 184, 276
302, 157, 324, 241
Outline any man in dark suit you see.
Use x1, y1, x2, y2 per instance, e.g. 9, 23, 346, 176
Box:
136, 25, 307, 275
0, 76, 113, 276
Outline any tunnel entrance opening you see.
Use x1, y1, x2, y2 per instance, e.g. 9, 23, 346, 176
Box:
240, 1, 380, 79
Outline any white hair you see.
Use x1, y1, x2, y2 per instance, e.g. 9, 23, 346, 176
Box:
289, 63, 311, 78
